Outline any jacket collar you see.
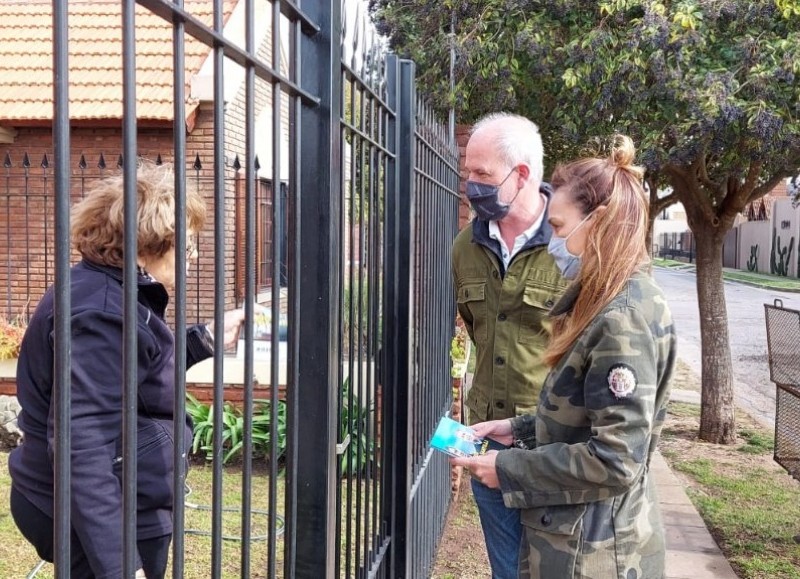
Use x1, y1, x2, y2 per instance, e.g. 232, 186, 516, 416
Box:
78, 259, 169, 316
471, 182, 556, 272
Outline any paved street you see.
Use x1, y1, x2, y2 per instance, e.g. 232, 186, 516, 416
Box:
654, 267, 800, 429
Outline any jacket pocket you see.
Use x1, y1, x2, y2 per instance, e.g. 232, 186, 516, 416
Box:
457, 282, 488, 344
465, 385, 491, 424
519, 504, 586, 578
519, 284, 560, 344
113, 421, 174, 509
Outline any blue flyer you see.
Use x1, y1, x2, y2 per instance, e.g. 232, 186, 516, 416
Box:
430, 416, 488, 457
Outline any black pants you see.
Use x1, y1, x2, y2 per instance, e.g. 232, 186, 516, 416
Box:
10, 486, 171, 579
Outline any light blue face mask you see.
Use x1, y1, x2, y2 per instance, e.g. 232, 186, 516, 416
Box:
547, 213, 593, 280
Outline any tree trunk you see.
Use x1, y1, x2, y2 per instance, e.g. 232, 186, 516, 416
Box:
692, 226, 737, 444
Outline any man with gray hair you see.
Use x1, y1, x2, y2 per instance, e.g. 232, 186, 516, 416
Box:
451, 113, 567, 577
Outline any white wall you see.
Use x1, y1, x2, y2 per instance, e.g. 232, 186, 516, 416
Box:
770, 198, 800, 277
738, 221, 772, 274
191, 0, 291, 181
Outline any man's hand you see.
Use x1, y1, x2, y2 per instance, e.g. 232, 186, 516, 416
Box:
451, 450, 501, 489
471, 419, 514, 446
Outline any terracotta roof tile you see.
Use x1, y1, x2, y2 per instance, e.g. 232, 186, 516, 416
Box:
0, 0, 237, 124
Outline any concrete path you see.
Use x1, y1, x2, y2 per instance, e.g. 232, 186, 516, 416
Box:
656, 389, 739, 579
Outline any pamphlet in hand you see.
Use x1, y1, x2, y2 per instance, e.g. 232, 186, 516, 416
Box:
430, 415, 489, 458
236, 303, 287, 362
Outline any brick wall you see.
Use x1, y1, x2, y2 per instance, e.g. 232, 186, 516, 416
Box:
0, 99, 282, 324
456, 124, 472, 230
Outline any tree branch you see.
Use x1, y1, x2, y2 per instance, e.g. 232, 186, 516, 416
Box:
718, 161, 762, 217
654, 190, 679, 215
697, 151, 720, 193
664, 162, 719, 227
748, 172, 790, 205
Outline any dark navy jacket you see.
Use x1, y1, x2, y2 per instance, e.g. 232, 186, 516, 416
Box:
9, 260, 212, 578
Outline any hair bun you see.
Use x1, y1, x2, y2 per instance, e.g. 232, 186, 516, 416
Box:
611, 135, 644, 181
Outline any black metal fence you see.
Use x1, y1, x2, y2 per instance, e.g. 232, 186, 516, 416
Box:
765, 299, 800, 481
655, 231, 695, 262
20, 0, 459, 577
1, 153, 287, 323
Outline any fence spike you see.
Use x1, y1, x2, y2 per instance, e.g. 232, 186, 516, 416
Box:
232, 155, 241, 170
97, 153, 106, 169
116, 154, 123, 168
41, 154, 49, 169
78, 154, 87, 169
3, 152, 10, 168
193, 153, 202, 170
156, 154, 163, 165
254, 155, 260, 171
22, 152, 30, 168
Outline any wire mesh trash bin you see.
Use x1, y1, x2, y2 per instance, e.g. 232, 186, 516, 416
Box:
765, 299, 800, 480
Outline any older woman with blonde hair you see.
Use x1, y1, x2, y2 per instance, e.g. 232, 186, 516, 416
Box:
454, 136, 677, 579
9, 161, 243, 579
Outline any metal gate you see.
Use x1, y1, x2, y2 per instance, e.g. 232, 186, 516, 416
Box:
38, 1, 459, 577
765, 299, 800, 481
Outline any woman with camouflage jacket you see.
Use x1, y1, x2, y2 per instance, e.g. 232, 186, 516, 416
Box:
453, 135, 677, 579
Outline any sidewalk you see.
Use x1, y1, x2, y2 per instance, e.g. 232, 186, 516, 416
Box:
657, 388, 738, 579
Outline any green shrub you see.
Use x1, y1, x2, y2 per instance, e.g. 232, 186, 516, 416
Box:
186, 394, 287, 465
339, 376, 375, 477
187, 377, 373, 475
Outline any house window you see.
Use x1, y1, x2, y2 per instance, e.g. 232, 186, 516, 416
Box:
235, 176, 288, 303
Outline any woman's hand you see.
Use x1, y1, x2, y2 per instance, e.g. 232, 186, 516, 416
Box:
451, 450, 501, 489
135, 569, 147, 579
471, 419, 514, 447
206, 309, 245, 349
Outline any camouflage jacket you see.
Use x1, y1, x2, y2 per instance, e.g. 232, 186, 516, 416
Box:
494, 271, 677, 579
452, 185, 568, 425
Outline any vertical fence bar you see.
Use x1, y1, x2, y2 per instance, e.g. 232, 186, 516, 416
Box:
171, 1, 188, 575
380, 53, 397, 579
210, 1, 226, 577
295, 0, 341, 576
387, 57, 416, 578
51, 1, 72, 575
4, 155, 10, 318
121, 0, 139, 575
240, 0, 256, 575
269, 0, 282, 575
23, 155, 30, 318
41, 158, 51, 290
284, 13, 302, 578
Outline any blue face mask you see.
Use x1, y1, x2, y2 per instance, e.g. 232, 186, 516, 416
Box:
547, 213, 593, 280
465, 168, 519, 222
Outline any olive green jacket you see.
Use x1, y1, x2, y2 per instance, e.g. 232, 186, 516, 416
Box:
495, 272, 677, 579
452, 189, 568, 424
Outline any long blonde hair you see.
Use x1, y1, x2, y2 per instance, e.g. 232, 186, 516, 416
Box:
544, 135, 650, 367
71, 161, 206, 267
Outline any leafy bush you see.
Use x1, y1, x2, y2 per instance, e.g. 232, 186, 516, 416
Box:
342, 281, 382, 356
339, 376, 375, 477
450, 325, 469, 378
186, 394, 287, 465
186, 376, 374, 476
0, 316, 26, 361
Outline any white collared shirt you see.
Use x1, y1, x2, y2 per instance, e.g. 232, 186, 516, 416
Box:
489, 210, 546, 269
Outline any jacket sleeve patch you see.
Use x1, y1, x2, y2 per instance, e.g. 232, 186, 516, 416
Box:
607, 364, 637, 399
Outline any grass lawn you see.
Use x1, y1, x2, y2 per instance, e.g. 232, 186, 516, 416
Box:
661, 401, 800, 578
654, 256, 800, 291
721, 268, 800, 292
0, 453, 287, 578
652, 257, 689, 268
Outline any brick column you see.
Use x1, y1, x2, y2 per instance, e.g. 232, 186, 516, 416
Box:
456, 124, 472, 230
